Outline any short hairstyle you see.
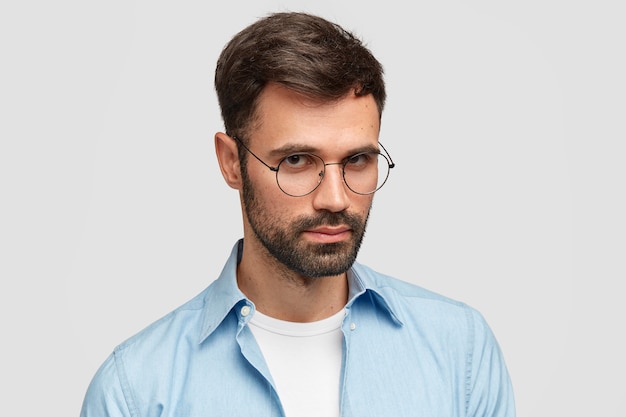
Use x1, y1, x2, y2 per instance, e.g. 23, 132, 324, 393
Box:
214, 12, 386, 141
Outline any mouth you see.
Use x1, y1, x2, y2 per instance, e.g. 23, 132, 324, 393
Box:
302, 226, 352, 244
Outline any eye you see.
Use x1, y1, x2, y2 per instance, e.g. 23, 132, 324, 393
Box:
345, 152, 377, 169
281, 153, 317, 170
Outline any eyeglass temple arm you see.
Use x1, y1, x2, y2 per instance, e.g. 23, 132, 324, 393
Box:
232, 136, 279, 172
378, 142, 395, 169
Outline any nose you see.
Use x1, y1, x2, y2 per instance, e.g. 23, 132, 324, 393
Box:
311, 163, 351, 212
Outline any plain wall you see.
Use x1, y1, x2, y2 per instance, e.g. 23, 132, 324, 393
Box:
1, 0, 624, 415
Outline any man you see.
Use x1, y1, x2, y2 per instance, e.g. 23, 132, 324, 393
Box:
81, 12, 515, 417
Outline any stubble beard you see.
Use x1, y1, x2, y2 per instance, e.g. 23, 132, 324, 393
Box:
241, 168, 370, 278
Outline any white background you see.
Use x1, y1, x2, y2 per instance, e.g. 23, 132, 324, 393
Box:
1, 0, 624, 416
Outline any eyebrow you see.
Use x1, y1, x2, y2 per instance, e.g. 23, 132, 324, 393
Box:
267, 142, 380, 159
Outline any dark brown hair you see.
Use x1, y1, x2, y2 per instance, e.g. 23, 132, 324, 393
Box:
214, 12, 386, 140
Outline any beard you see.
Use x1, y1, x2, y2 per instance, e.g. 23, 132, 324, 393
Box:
241, 167, 370, 278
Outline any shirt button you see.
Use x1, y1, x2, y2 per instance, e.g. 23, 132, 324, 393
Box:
350, 322, 356, 331
241, 305, 252, 317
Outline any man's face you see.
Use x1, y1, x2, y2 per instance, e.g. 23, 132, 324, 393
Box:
240, 84, 380, 278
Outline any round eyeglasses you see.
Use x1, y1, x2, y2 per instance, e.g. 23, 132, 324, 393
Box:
233, 136, 395, 197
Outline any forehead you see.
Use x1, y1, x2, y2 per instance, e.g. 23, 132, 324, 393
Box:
251, 83, 380, 154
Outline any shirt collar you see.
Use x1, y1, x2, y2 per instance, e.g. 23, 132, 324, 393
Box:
347, 262, 405, 327
198, 240, 248, 343
198, 239, 404, 343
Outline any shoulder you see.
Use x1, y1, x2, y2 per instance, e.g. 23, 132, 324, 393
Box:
81, 289, 211, 416
350, 263, 516, 415
81, 353, 130, 417
352, 262, 492, 335
114, 289, 207, 358
352, 262, 466, 309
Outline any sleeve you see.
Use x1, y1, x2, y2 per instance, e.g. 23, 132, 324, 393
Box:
80, 353, 133, 417
465, 308, 516, 417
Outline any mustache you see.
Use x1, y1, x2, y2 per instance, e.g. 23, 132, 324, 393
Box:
292, 211, 363, 231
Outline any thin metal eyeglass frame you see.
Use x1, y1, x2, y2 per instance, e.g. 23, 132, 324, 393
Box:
232, 136, 395, 197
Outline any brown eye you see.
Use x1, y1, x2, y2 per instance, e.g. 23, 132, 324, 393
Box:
281, 153, 316, 170
345, 152, 376, 170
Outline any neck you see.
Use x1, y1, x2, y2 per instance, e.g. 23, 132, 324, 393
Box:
236, 239, 349, 322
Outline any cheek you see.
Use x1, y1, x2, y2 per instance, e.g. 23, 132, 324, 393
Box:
244, 163, 279, 199
247, 174, 295, 215
255, 178, 286, 208
353, 194, 374, 215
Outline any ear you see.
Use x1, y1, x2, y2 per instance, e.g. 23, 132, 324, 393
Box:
214, 132, 242, 190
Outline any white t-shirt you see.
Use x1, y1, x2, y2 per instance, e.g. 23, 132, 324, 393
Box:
248, 308, 345, 417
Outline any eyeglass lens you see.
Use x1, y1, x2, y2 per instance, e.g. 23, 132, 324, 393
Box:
276, 152, 391, 197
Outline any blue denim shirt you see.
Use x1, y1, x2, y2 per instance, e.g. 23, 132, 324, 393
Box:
81, 240, 515, 417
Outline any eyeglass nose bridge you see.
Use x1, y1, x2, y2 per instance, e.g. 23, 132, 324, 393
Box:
305, 161, 347, 197
317, 161, 347, 183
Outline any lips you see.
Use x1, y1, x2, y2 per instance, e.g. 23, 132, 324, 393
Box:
303, 226, 352, 243
307, 226, 350, 234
